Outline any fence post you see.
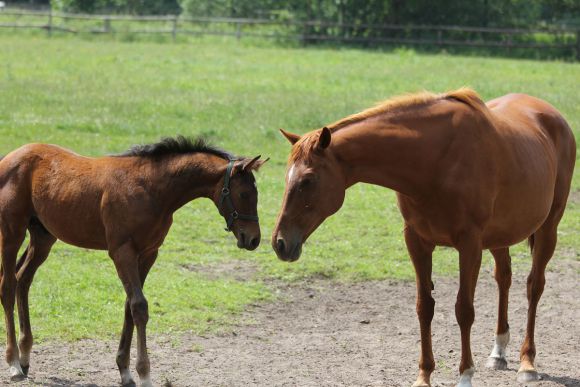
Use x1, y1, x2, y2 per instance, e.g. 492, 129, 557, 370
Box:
236, 21, 242, 40
172, 15, 178, 42
47, 10, 52, 37
103, 17, 111, 34
576, 30, 580, 61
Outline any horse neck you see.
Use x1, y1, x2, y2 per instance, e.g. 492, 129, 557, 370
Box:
333, 115, 438, 197
152, 153, 226, 212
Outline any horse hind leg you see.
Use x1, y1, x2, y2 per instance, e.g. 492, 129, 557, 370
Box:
16, 218, 56, 376
517, 221, 558, 383
0, 219, 28, 381
485, 247, 512, 371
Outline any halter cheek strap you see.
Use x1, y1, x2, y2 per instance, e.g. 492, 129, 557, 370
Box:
219, 159, 259, 232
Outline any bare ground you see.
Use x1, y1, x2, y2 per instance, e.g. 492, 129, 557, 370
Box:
5, 259, 580, 387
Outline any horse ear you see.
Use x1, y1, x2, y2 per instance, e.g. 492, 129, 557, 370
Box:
242, 155, 269, 172
316, 127, 331, 150
279, 128, 301, 145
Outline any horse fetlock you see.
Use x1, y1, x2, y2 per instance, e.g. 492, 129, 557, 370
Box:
486, 331, 509, 370
139, 375, 153, 387
412, 369, 432, 387
456, 367, 475, 387
120, 368, 136, 386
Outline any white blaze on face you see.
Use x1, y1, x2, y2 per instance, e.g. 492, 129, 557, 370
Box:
287, 164, 297, 183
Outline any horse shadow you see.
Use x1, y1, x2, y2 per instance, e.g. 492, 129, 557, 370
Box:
27, 376, 104, 387
540, 373, 580, 386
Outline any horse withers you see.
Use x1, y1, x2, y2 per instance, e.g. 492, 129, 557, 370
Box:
0, 136, 267, 386
272, 89, 575, 387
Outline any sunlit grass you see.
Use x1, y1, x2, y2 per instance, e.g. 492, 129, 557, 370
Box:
0, 34, 578, 340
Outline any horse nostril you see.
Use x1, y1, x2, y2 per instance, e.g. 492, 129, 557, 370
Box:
276, 238, 285, 254
250, 237, 260, 249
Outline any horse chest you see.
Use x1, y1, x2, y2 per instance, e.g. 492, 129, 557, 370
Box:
396, 195, 464, 246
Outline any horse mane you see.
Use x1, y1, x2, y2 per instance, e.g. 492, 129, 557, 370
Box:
117, 135, 235, 160
327, 87, 490, 132
291, 88, 491, 161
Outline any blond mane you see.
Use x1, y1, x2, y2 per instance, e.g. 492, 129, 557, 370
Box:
290, 88, 490, 162
328, 87, 489, 132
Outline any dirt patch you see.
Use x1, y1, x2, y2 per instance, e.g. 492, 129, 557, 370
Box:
179, 260, 259, 281
8, 260, 580, 387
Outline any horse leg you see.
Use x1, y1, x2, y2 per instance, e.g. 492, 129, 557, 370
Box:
116, 250, 158, 387
0, 221, 27, 381
404, 225, 436, 387
111, 242, 153, 387
485, 248, 511, 370
16, 221, 56, 376
454, 233, 483, 387
517, 222, 558, 382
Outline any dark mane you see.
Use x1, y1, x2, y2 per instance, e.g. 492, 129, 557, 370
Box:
117, 135, 235, 160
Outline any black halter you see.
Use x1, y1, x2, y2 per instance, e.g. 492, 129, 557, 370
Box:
219, 159, 259, 232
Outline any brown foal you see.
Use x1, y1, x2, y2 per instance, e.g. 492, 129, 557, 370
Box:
272, 89, 576, 387
0, 136, 266, 386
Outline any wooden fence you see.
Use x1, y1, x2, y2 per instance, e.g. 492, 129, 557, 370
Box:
1, 10, 579, 59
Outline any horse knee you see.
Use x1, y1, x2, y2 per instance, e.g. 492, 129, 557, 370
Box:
130, 298, 148, 326
455, 298, 475, 328
416, 294, 435, 324
526, 272, 545, 302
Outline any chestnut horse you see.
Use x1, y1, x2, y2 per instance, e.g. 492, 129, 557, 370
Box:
272, 89, 575, 387
0, 136, 267, 386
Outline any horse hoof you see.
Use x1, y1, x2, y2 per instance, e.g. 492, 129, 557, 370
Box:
21, 365, 29, 376
411, 378, 431, 387
517, 369, 541, 384
122, 382, 136, 387
10, 372, 27, 382
486, 356, 508, 370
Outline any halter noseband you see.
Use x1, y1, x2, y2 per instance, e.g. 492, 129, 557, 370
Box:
219, 159, 259, 232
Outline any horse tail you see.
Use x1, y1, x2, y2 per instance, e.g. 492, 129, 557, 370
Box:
528, 234, 535, 253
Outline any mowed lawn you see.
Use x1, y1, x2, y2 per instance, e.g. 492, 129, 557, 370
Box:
0, 34, 579, 341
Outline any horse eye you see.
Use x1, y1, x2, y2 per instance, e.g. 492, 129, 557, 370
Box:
300, 178, 311, 188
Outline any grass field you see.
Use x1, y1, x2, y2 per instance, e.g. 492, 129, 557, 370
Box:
0, 33, 579, 342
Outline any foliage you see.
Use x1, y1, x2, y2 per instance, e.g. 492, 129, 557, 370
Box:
51, 0, 181, 15
0, 35, 578, 340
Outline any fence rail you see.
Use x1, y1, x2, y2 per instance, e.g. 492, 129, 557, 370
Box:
1, 10, 579, 59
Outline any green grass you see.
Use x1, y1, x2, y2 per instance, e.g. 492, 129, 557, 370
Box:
0, 33, 578, 341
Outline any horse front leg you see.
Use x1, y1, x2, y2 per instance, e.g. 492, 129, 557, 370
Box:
404, 226, 436, 387
116, 250, 158, 387
111, 242, 153, 387
454, 233, 483, 387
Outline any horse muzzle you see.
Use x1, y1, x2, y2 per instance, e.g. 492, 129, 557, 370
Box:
272, 235, 302, 262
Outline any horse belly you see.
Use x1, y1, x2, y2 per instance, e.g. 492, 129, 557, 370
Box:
32, 188, 108, 250
482, 176, 555, 249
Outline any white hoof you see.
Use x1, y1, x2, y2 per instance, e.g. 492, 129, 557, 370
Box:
456, 367, 474, 387
486, 356, 508, 370
517, 369, 541, 384
121, 368, 136, 386
9, 362, 26, 381
140, 375, 153, 387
